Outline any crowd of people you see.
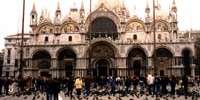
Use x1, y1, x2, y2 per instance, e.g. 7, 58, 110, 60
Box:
0, 74, 200, 100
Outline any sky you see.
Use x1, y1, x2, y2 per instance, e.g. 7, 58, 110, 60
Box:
0, 0, 199, 51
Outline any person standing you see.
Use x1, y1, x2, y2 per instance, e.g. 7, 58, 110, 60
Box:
182, 75, 188, 97
67, 76, 74, 97
84, 76, 91, 96
147, 74, 155, 95
75, 77, 83, 99
170, 75, 176, 96
0, 78, 3, 96
125, 77, 131, 95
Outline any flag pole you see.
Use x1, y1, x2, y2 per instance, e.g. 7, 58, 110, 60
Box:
19, 0, 25, 79
88, 0, 92, 77
153, 0, 157, 75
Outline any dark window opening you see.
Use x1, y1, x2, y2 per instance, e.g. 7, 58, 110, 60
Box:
15, 59, 18, 67
32, 15, 35, 19
6, 72, 9, 77
7, 49, 11, 58
8, 39, 11, 42
158, 34, 161, 40
69, 36, 72, 42
7, 59, 10, 64
50, 29, 53, 33
133, 34, 137, 40
45, 36, 48, 42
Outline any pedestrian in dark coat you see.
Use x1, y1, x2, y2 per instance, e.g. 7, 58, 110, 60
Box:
182, 75, 188, 96
84, 76, 91, 96
170, 75, 176, 95
67, 77, 74, 97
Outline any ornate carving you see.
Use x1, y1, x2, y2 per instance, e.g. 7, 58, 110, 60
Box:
91, 45, 114, 58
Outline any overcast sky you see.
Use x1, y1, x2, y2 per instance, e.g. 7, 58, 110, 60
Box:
0, 0, 199, 51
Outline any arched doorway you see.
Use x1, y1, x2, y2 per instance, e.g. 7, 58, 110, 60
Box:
32, 50, 51, 77
90, 42, 116, 77
127, 48, 147, 77
57, 48, 76, 77
182, 48, 192, 76
153, 48, 173, 76
95, 59, 110, 77
89, 17, 118, 39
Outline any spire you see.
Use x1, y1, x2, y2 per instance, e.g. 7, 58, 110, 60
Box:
31, 2, 37, 13
56, 0, 61, 17
145, 0, 150, 14
41, 10, 44, 18
121, 0, 126, 9
70, 0, 78, 12
80, 0, 84, 11
39, 10, 44, 23
57, 0, 60, 10
171, 0, 177, 12
155, 0, 160, 10
30, 2, 38, 27
54, 0, 61, 25
145, 0, 151, 23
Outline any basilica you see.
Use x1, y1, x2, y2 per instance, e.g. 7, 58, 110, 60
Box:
2, 0, 197, 78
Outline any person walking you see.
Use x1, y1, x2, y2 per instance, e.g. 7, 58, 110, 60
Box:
75, 76, 83, 99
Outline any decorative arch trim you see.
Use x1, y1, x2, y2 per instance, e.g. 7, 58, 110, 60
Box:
152, 46, 174, 57
126, 18, 145, 32
85, 40, 120, 58
85, 3, 120, 32
36, 22, 54, 33
126, 46, 148, 57
56, 46, 77, 58
32, 49, 52, 59
152, 19, 170, 32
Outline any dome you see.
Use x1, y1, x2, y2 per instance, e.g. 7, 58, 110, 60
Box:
156, 9, 168, 20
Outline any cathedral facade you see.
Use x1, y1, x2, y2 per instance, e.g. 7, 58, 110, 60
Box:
2, 0, 196, 78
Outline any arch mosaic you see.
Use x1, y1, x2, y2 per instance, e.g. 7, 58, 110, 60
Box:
61, 18, 79, 33
126, 19, 145, 32
36, 22, 54, 34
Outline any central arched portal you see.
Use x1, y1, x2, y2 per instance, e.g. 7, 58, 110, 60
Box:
90, 42, 116, 78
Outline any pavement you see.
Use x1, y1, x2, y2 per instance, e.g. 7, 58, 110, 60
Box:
0, 94, 196, 100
